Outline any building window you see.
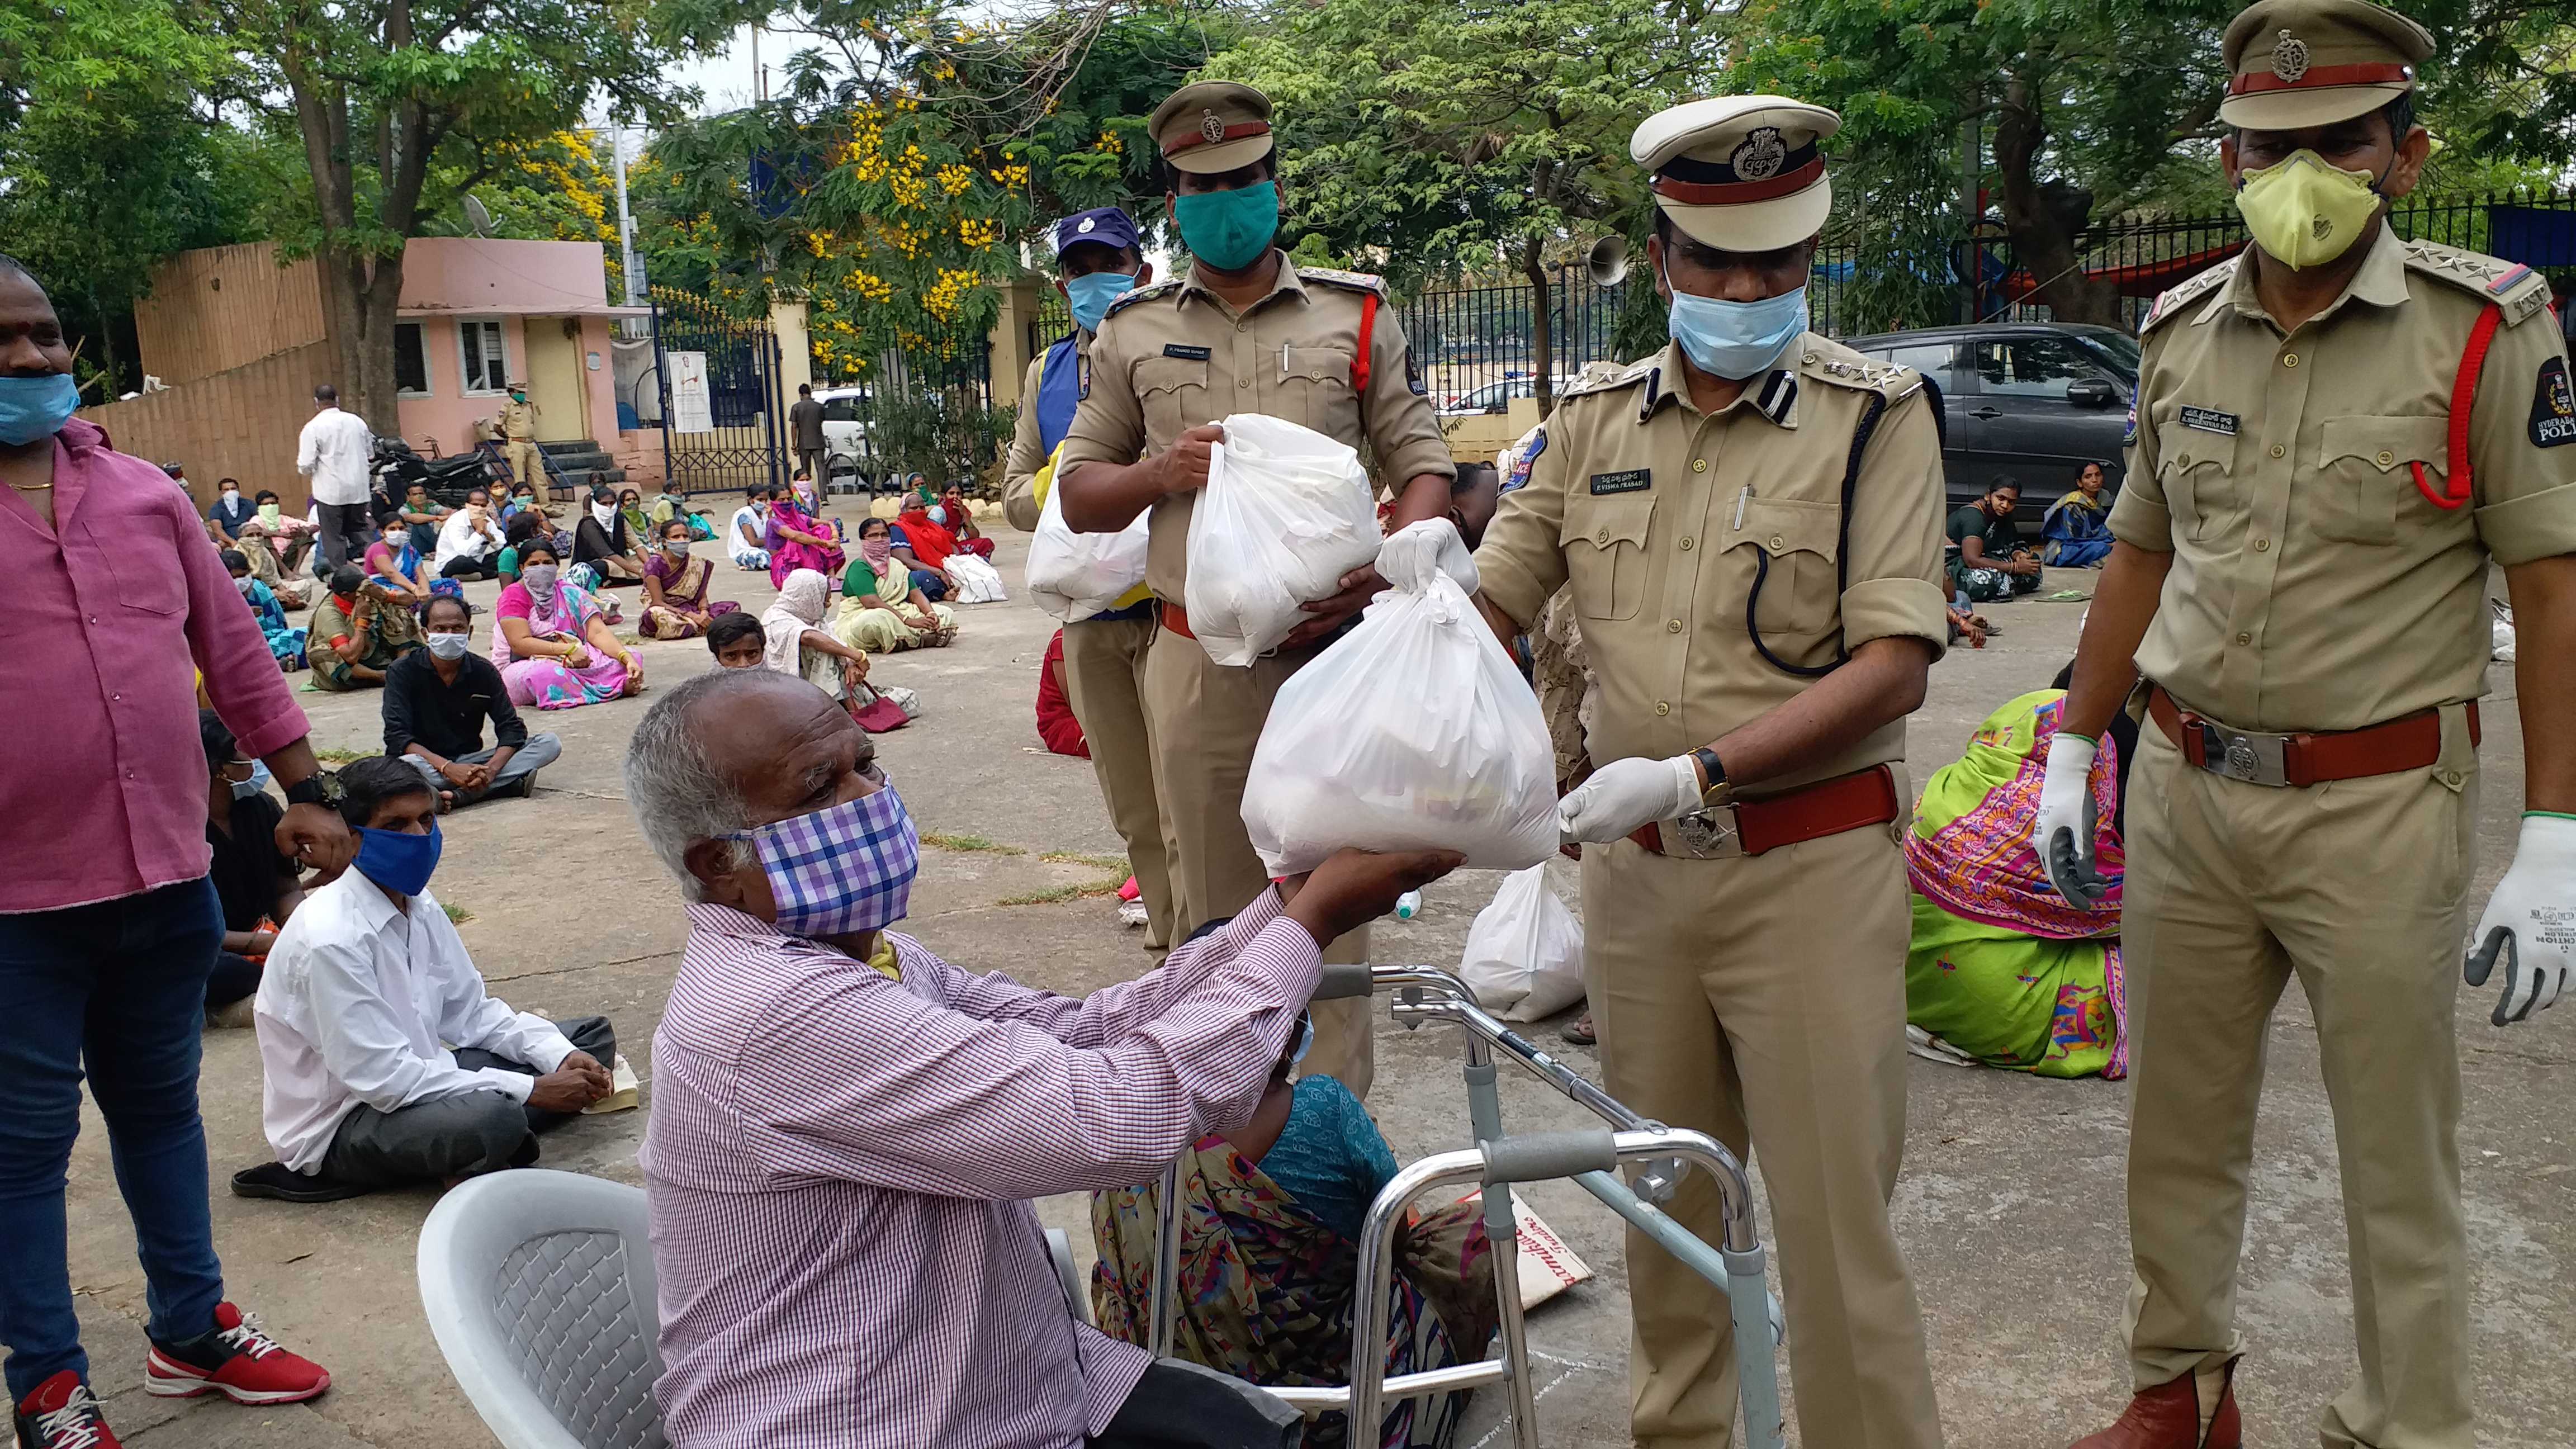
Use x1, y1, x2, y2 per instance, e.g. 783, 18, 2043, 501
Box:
395, 322, 430, 396
458, 319, 510, 395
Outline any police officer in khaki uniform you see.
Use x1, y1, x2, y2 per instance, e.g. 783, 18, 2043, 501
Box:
1003, 206, 1178, 952
1471, 97, 1948, 1449
499, 387, 541, 489
1056, 82, 1458, 1099
2043, 5, 2576, 1447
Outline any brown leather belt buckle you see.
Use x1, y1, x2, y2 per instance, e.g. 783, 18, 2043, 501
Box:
1629, 766, 1899, 859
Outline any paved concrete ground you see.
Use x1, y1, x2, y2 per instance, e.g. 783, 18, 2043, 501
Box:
51, 510, 2572, 1447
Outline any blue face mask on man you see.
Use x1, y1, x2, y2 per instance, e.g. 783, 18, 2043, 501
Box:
1662, 268, 1808, 381
1173, 182, 1280, 272
1064, 272, 1138, 334
0, 373, 81, 447
354, 821, 442, 898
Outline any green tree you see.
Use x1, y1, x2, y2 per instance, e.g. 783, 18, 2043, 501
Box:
1208, 0, 1718, 413
187, 0, 766, 430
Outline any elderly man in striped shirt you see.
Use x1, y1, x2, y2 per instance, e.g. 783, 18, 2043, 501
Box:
623, 668, 1460, 1449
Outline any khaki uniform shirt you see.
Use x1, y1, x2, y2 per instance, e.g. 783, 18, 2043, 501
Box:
2113, 226, 2576, 732
499, 399, 538, 441
1055, 257, 1455, 603
1474, 338, 1949, 794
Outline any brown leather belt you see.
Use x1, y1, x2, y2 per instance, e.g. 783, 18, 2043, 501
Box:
1629, 765, 1902, 859
1161, 601, 1195, 640
2146, 686, 2476, 789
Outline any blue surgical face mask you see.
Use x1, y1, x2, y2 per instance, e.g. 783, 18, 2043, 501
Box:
1173, 182, 1280, 272
0, 373, 81, 447
354, 821, 442, 897
1064, 271, 1138, 334
1663, 271, 1808, 381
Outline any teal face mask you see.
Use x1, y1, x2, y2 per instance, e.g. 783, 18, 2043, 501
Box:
1064, 272, 1137, 333
1173, 182, 1279, 272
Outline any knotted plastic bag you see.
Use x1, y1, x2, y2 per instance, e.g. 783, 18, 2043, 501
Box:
1460, 865, 1587, 1022
1182, 414, 1381, 666
1241, 519, 1558, 875
1026, 471, 1149, 621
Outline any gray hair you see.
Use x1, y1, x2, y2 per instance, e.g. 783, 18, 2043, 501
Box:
623, 668, 774, 899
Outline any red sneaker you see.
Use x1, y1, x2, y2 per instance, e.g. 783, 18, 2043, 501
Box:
141, 1303, 330, 1405
13, 1371, 121, 1449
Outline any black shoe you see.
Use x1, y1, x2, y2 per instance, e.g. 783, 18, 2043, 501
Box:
229, 1162, 370, 1204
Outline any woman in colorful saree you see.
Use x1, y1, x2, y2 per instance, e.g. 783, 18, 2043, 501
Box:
830, 516, 956, 652
1091, 1011, 1500, 1448
1903, 687, 2127, 1078
763, 486, 844, 589
638, 519, 738, 640
489, 539, 638, 709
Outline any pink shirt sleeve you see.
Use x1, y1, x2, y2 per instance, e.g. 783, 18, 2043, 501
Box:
494, 584, 533, 621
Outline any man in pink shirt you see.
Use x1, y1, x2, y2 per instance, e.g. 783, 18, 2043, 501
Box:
623, 667, 1460, 1448
0, 255, 353, 1449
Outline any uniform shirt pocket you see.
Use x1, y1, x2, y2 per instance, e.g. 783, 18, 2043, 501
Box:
2157, 419, 2243, 545
2313, 415, 2443, 546
1279, 345, 1358, 440
1132, 357, 1211, 442
1727, 496, 1840, 637
1557, 495, 1655, 622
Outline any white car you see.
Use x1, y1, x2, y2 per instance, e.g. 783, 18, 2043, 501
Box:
813, 386, 887, 491
1436, 375, 1574, 418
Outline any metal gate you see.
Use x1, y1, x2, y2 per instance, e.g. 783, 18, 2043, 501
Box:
650, 286, 787, 500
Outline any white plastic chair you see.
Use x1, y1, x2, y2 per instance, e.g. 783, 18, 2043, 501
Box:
416, 1169, 667, 1449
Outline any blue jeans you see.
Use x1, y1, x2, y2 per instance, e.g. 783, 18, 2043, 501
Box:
0, 878, 226, 1398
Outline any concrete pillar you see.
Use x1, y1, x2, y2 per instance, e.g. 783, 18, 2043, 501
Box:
771, 299, 814, 399
987, 278, 1044, 409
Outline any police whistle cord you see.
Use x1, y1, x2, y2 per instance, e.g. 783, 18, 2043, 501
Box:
2412, 302, 2501, 512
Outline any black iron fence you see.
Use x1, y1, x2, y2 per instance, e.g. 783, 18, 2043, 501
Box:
650, 286, 788, 499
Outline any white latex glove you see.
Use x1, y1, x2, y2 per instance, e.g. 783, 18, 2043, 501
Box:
2037, 733, 2110, 907
1557, 755, 1702, 846
1376, 517, 1479, 596
2465, 813, 2576, 1026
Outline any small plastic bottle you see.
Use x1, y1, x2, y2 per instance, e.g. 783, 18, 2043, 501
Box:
1395, 890, 1422, 921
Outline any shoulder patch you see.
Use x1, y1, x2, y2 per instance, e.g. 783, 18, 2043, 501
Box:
2534, 356, 2576, 449
1797, 345, 1922, 401
1100, 278, 1181, 322
2401, 239, 2553, 326
2142, 257, 2238, 334
1295, 266, 1389, 297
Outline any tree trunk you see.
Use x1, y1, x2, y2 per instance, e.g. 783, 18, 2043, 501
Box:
1992, 70, 2122, 327
1522, 236, 1556, 419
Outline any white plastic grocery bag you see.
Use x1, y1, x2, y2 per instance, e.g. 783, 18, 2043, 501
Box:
1182, 414, 1381, 666
945, 551, 1010, 604
1025, 477, 1149, 622
1459, 865, 1587, 1022
1240, 519, 1559, 875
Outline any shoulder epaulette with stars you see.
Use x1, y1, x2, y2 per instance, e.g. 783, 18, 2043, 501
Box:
2141, 258, 2238, 334
2398, 238, 2554, 327
1099, 278, 1182, 323
1294, 266, 1389, 297
1558, 355, 1658, 403
1797, 342, 1924, 402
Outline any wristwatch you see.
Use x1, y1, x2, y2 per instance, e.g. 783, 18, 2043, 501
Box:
1690, 746, 1734, 809
283, 773, 345, 811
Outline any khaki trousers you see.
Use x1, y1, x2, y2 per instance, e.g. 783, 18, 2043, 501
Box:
2119, 716, 2478, 1449
1142, 626, 1371, 1100
506, 439, 540, 489
1583, 823, 1942, 1449
1062, 613, 1180, 951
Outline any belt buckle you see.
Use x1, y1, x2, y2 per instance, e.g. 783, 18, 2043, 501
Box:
2194, 722, 2290, 787
1667, 805, 1746, 859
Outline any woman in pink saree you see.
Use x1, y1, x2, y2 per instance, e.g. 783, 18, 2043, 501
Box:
764, 487, 844, 590
490, 539, 640, 709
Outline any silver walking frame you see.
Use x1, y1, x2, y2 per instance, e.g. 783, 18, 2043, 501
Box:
1142, 961, 1787, 1449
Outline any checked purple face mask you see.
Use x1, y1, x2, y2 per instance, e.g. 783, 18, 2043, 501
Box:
726, 780, 920, 937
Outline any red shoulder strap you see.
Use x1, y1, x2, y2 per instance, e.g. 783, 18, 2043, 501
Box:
1351, 292, 1380, 396
2412, 302, 2502, 511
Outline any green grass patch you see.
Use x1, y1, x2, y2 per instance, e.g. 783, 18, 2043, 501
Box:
314, 747, 366, 764
1038, 851, 1130, 872
998, 876, 1129, 907
922, 833, 1025, 855
442, 902, 473, 924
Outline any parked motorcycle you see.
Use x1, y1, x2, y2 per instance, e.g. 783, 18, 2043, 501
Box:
371, 435, 502, 510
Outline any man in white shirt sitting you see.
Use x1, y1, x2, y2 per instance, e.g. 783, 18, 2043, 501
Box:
231, 756, 615, 1201
432, 487, 508, 581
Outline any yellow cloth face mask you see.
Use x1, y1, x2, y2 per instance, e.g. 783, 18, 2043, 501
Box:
2236, 150, 2382, 271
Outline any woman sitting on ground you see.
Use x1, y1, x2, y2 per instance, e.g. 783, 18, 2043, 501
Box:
231, 514, 311, 609
727, 487, 771, 571
572, 485, 648, 585
639, 519, 739, 640
763, 481, 844, 589
495, 509, 546, 586
938, 485, 995, 560
222, 550, 308, 671
831, 516, 956, 652
364, 520, 435, 608
200, 711, 305, 1028
1903, 685, 2127, 1078
1092, 1008, 1499, 1448
761, 569, 915, 728
2039, 460, 2116, 569
649, 487, 717, 541
491, 539, 640, 709
617, 487, 653, 546
892, 497, 1005, 604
